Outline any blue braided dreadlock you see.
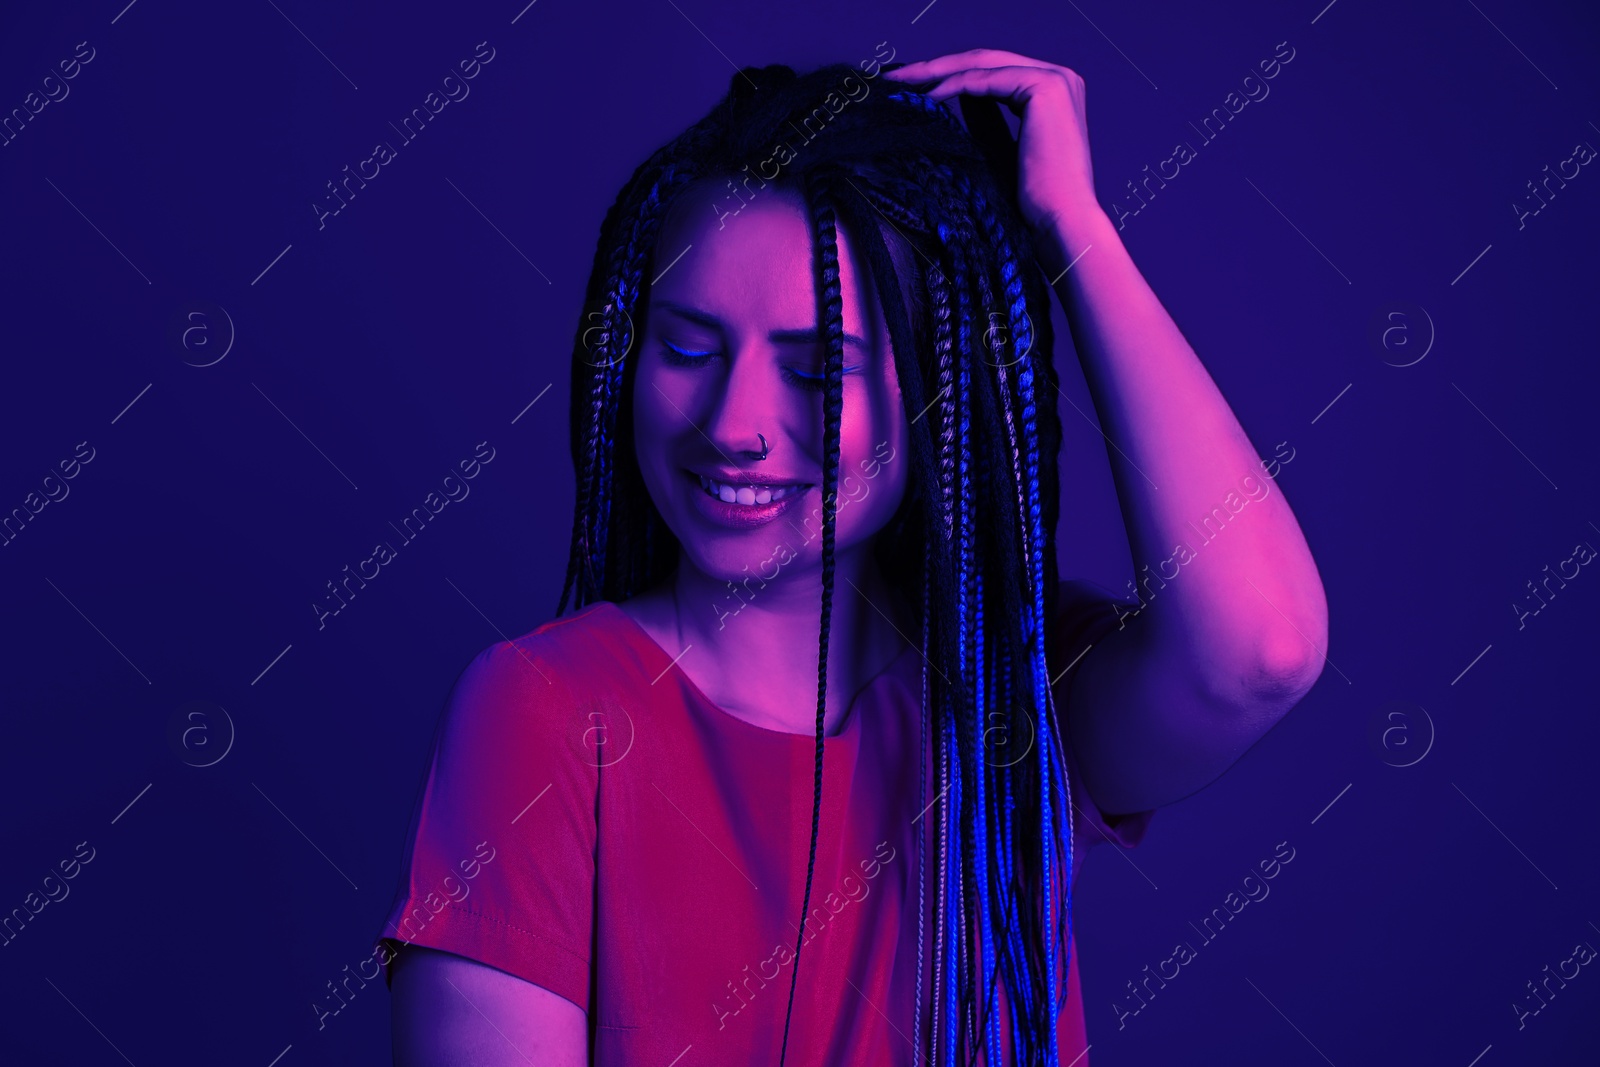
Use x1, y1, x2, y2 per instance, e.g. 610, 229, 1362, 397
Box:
558, 59, 1077, 1066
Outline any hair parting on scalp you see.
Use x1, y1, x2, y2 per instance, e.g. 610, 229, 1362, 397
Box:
558, 60, 1073, 1066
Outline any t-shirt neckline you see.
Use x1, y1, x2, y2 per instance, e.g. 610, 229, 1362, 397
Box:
597, 600, 917, 744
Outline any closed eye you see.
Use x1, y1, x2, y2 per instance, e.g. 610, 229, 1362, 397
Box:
658, 341, 859, 393
782, 366, 863, 391
658, 340, 717, 365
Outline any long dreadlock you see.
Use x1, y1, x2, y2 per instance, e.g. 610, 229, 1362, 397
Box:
557, 59, 1074, 1066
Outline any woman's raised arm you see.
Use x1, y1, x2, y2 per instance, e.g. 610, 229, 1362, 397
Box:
887, 52, 1329, 815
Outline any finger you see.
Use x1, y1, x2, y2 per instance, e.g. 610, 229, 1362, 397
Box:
887, 48, 1057, 75
915, 65, 1073, 111
885, 49, 1070, 82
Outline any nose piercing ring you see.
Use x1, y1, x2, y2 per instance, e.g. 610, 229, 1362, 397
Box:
755, 433, 771, 461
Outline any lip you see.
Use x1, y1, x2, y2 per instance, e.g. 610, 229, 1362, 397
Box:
682, 468, 813, 529
685, 466, 812, 488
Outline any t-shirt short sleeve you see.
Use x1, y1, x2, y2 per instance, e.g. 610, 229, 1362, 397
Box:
375, 638, 598, 1013
1053, 579, 1156, 852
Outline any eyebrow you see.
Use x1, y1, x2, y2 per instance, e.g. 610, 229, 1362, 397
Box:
655, 300, 869, 352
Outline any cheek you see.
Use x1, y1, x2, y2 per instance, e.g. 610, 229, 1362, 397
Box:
632, 369, 682, 453
837, 404, 907, 532
630, 376, 683, 503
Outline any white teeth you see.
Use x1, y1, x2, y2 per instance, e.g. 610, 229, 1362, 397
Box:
697, 474, 803, 506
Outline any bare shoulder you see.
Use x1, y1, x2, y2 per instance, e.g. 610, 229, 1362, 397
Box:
457, 602, 620, 693
391, 946, 587, 1066
612, 586, 674, 646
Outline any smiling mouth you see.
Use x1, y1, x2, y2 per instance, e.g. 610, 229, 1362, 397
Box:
686, 470, 812, 506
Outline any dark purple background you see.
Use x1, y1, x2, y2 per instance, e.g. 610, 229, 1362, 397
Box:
2, 0, 1597, 1063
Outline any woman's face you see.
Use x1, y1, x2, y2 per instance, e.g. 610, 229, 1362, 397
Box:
630, 178, 910, 586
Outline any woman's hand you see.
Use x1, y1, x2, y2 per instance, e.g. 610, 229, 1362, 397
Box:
893, 48, 1329, 819
883, 48, 1101, 247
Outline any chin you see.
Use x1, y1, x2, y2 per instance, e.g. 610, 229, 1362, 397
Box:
680, 541, 786, 585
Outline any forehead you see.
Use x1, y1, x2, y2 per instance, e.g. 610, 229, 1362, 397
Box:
649, 179, 885, 347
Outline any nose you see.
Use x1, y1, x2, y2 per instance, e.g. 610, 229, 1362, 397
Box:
699, 346, 785, 465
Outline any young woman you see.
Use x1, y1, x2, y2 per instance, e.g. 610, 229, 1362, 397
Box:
378, 48, 1327, 1066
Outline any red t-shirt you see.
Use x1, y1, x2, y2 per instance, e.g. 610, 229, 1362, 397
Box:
377, 590, 1154, 1065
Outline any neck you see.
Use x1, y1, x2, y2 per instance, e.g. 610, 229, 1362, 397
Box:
665, 546, 913, 736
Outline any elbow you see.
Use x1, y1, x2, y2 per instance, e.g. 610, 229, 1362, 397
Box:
1184, 637, 1321, 763
1196, 613, 1327, 719
1242, 619, 1328, 709
1249, 645, 1324, 708
1243, 575, 1330, 708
